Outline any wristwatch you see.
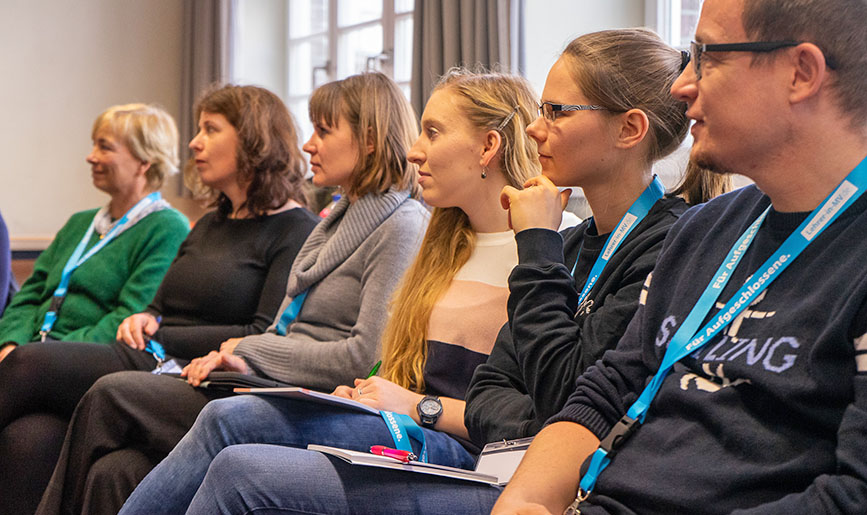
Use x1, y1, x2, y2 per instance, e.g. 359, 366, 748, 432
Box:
416, 395, 443, 428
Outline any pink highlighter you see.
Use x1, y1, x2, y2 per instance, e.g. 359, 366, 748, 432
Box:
370, 445, 418, 463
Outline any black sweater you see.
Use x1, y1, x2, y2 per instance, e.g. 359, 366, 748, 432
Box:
552, 185, 867, 514
147, 208, 319, 359
465, 196, 687, 445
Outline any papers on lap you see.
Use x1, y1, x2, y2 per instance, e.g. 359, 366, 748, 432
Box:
234, 386, 380, 415
308, 444, 503, 485
308, 436, 534, 486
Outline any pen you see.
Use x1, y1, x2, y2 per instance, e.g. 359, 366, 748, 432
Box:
370, 445, 417, 463
366, 360, 382, 378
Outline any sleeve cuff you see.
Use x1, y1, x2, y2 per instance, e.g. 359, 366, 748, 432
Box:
545, 403, 613, 442
515, 228, 565, 267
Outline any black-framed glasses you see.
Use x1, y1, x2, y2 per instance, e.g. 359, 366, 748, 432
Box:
538, 101, 607, 122
689, 40, 838, 79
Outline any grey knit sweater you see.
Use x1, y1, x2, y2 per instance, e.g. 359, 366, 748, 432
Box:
234, 186, 429, 391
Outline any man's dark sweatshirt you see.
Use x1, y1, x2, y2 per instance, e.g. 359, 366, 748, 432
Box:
465, 196, 688, 445
552, 185, 867, 514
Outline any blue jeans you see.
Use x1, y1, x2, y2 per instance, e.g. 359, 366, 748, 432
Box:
120, 394, 478, 514
186, 444, 502, 514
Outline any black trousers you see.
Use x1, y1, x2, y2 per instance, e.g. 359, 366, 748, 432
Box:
0, 341, 155, 514
35, 371, 229, 515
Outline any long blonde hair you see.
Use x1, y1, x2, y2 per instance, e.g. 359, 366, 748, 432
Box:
380, 69, 540, 392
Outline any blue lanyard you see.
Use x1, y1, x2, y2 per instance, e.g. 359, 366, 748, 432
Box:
275, 290, 308, 336
572, 176, 665, 305
578, 155, 867, 499
39, 192, 162, 341
379, 410, 428, 462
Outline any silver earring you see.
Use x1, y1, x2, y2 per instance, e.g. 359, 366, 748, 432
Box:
481, 166, 488, 179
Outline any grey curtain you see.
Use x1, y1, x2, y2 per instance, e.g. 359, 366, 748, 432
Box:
410, 0, 523, 116
177, 0, 234, 193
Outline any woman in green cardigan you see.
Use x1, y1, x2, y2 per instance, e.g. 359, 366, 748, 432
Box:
0, 104, 189, 357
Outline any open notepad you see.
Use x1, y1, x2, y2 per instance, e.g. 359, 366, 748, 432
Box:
233, 387, 380, 415
308, 436, 534, 486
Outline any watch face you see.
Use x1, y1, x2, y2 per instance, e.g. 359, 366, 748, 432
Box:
419, 398, 441, 415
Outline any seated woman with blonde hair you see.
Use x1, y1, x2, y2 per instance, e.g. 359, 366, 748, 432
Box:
0, 103, 188, 355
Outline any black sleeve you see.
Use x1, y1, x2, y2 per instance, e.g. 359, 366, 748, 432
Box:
465, 323, 541, 445
508, 223, 669, 424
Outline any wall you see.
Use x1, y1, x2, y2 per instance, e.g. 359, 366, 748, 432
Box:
523, 0, 646, 97
0, 0, 185, 249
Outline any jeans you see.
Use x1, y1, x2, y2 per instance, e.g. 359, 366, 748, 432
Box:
120, 394, 478, 514
186, 444, 502, 515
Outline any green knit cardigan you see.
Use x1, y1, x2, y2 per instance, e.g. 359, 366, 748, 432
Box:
0, 207, 189, 344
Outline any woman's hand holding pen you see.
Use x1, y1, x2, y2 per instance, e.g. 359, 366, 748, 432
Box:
332, 376, 423, 417
501, 175, 571, 233
116, 312, 160, 350
181, 349, 250, 386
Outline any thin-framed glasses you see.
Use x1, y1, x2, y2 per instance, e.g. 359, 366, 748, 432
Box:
539, 101, 607, 122
689, 40, 838, 79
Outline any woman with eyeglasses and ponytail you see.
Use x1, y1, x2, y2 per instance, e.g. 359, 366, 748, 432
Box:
167, 28, 730, 515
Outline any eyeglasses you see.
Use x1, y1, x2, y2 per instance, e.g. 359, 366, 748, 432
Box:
538, 102, 607, 122
689, 40, 838, 79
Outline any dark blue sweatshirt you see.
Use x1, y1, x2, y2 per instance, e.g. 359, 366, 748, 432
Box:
553, 185, 867, 514
465, 196, 688, 446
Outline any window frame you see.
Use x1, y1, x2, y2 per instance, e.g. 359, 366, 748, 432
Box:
283, 0, 413, 138
645, 0, 701, 49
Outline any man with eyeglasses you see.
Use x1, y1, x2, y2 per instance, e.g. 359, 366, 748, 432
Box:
493, 0, 867, 513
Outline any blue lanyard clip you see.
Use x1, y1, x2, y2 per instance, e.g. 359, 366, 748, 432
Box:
48, 295, 65, 313
598, 414, 638, 457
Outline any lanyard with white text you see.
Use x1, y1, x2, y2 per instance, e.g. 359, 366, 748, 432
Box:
275, 290, 309, 336
379, 410, 428, 462
577, 155, 867, 500
39, 192, 162, 341
571, 176, 665, 305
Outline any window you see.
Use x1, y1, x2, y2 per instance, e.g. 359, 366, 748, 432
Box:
646, 0, 702, 49
285, 0, 414, 138
232, 0, 414, 141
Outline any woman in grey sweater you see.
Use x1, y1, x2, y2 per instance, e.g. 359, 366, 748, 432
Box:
35, 73, 429, 515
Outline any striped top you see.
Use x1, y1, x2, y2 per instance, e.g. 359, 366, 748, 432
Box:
423, 230, 517, 400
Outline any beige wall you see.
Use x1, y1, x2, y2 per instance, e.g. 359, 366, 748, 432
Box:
0, 0, 186, 249
523, 0, 646, 97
